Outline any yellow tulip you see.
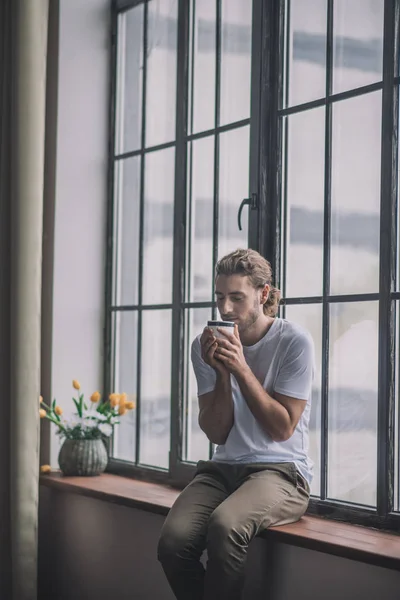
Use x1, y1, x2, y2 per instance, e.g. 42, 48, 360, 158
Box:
118, 405, 127, 416
120, 392, 127, 405
90, 391, 101, 403
72, 380, 81, 390
39, 409, 47, 418
39, 395, 43, 404
54, 406, 63, 416
40, 465, 52, 474
109, 393, 119, 407
126, 401, 135, 410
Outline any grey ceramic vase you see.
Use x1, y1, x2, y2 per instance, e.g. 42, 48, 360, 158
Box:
58, 438, 108, 476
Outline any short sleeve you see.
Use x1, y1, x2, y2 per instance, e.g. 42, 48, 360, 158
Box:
191, 336, 217, 397
273, 332, 315, 401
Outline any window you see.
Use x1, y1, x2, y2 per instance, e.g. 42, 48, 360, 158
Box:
107, 0, 400, 530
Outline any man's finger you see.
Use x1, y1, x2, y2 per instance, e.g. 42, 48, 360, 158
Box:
200, 328, 213, 344
214, 349, 229, 363
203, 342, 216, 360
215, 347, 233, 358
201, 331, 215, 346
216, 334, 236, 349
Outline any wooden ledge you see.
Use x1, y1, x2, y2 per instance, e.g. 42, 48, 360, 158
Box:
40, 472, 178, 516
266, 516, 400, 571
40, 472, 400, 571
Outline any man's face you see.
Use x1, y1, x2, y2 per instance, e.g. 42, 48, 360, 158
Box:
215, 274, 267, 334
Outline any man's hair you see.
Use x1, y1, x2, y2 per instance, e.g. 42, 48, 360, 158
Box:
215, 248, 281, 317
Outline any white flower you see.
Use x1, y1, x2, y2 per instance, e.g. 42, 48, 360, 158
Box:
110, 416, 120, 426
66, 417, 82, 428
82, 417, 97, 430
95, 413, 108, 422
98, 423, 113, 437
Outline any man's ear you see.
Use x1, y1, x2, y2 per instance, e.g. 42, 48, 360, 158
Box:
261, 284, 270, 305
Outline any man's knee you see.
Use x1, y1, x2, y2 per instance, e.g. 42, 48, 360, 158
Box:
158, 519, 201, 565
207, 507, 255, 556
157, 524, 183, 564
207, 508, 246, 555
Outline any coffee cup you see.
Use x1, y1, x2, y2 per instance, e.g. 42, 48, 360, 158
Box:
207, 320, 235, 339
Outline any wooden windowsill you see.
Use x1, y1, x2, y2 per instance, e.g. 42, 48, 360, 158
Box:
40, 472, 400, 571
40, 471, 178, 516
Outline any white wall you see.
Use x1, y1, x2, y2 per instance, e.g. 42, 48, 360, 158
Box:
49, 0, 110, 464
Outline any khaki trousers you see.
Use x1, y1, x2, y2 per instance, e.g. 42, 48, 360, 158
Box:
158, 460, 310, 600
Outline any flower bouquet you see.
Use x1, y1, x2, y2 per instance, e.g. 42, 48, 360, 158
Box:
40, 380, 135, 476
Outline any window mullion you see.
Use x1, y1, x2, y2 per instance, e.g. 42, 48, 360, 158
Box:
260, 0, 284, 271
134, 0, 149, 466
320, 0, 334, 502
376, 0, 399, 517
169, 0, 190, 476
104, 6, 119, 403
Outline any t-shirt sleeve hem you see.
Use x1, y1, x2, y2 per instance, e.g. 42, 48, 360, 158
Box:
197, 385, 216, 397
273, 386, 310, 401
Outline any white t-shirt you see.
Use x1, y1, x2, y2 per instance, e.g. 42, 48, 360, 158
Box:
191, 318, 315, 484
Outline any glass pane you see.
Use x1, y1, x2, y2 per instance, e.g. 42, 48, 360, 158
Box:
115, 6, 144, 154
190, 0, 216, 134
285, 0, 327, 107
332, 0, 384, 95
112, 311, 138, 462
139, 310, 172, 468
113, 157, 141, 306
328, 301, 378, 506
183, 308, 213, 462
145, 0, 178, 147
284, 108, 325, 297
220, 0, 252, 126
143, 148, 175, 304
186, 137, 215, 303
395, 301, 399, 512
284, 304, 323, 497
330, 92, 381, 296
218, 126, 249, 259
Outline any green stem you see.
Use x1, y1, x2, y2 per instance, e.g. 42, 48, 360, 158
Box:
45, 414, 67, 433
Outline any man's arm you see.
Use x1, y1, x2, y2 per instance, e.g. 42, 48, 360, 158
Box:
214, 325, 313, 442
198, 370, 234, 445
192, 330, 234, 445
233, 369, 306, 442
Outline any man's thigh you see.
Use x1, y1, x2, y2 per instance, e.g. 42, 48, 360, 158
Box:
159, 467, 229, 555
208, 466, 309, 539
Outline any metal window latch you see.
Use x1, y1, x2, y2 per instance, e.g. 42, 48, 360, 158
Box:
237, 192, 258, 231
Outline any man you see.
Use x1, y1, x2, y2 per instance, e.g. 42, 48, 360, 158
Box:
158, 248, 314, 600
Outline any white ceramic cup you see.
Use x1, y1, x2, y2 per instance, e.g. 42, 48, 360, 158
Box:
207, 320, 235, 339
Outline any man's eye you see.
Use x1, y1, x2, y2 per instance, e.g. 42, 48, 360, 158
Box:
232, 297, 242, 302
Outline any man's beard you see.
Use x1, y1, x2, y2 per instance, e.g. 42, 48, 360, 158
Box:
237, 301, 263, 334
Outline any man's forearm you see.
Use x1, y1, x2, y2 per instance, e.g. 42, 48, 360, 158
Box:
198, 371, 234, 445
235, 367, 293, 441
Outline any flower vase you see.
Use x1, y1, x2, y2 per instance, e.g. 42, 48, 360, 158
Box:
58, 438, 108, 476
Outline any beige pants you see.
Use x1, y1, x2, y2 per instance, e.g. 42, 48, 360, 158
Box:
158, 460, 310, 600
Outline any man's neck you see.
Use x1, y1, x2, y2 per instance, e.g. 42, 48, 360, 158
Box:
240, 315, 275, 347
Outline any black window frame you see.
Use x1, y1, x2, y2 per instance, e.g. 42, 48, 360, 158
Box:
106, 0, 400, 531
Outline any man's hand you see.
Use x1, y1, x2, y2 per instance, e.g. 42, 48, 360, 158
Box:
214, 325, 249, 377
200, 328, 229, 375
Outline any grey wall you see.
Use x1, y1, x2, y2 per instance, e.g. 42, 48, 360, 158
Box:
38, 487, 175, 600
38, 487, 400, 600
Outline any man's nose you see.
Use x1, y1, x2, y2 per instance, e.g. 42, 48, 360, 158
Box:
220, 299, 233, 316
